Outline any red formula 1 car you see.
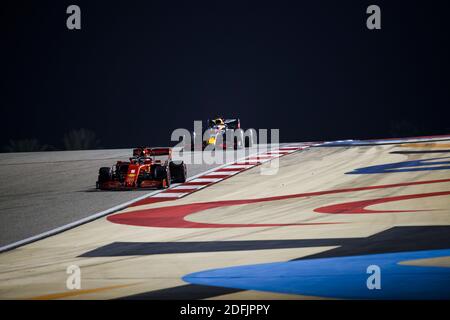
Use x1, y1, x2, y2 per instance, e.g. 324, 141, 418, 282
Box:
96, 147, 186, 190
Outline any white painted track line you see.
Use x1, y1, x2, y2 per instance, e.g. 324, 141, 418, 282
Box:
0, 189, 165, 253
153, 192, 189, 198
172, 185, 205, 190
190, 178, 223, 183
205, 171, 241, 176
225, 164, 255, 169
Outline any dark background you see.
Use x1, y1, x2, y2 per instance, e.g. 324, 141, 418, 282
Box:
1, 0, 449, 150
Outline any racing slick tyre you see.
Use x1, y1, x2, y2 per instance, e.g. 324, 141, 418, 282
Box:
164, 167, 171, 188
97, 167, 112, 189
154, 165, 171, 189
98, 167, 112, 183
170, 161, 187, 183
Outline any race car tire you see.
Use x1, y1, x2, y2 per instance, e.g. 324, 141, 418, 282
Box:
153, 165, 166, 179
164, 167, 171, 188
98, 167, 112, 183
154, 165, 171, 188
170, 161, 187, 183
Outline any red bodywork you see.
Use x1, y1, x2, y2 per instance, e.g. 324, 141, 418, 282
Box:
97, 147, 172, 190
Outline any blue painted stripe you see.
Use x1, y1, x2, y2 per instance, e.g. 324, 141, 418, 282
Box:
183, 249, 450, 299
346, 157, 450, 174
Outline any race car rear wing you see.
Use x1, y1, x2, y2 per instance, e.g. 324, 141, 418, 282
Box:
149, 147, 172, 156
133, 147, 172, 157
207, 118, 241, 129
224, 118, 240, 129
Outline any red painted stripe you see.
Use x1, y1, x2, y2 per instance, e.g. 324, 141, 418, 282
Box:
113, 178, 450, 227
314, 190, 450, 214
216, 168, 245, 172
201, 175, 230, 179
182, 181, 211, 186
109, 200, 339, 228
162, 189, 192, 193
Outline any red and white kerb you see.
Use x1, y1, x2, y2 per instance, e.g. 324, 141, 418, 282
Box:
150, 144, 311, 200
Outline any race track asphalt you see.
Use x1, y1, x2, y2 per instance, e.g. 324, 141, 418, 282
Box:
0, 148, 258, 247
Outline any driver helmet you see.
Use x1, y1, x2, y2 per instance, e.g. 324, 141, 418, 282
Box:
214, 118, 224, 126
